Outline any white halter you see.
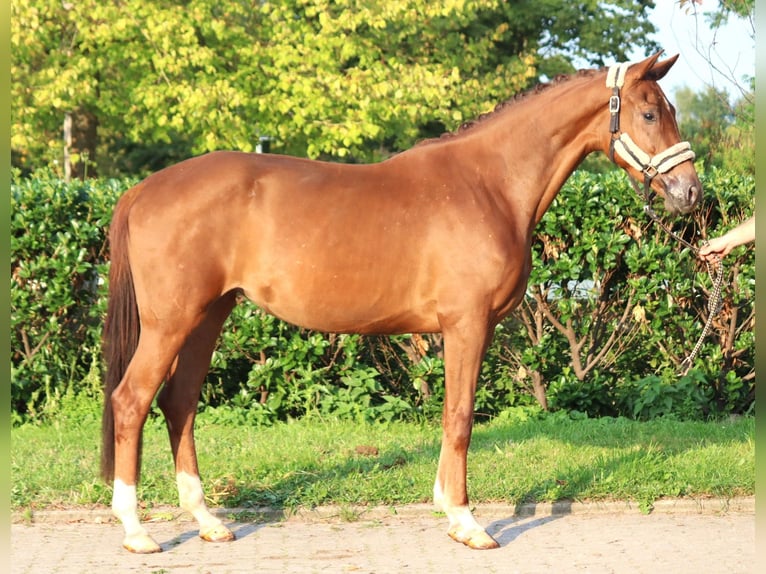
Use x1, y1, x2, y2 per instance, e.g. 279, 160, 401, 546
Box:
605, 62, 695, 180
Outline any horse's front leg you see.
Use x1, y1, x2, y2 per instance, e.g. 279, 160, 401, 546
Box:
434, 319, 500, 550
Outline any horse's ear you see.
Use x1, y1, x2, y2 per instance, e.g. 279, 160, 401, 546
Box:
632, 51, 679, 83
645, 53, 679, 82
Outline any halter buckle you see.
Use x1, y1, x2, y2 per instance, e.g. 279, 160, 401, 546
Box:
609, 95, 621, 114
643, 165, 658, 179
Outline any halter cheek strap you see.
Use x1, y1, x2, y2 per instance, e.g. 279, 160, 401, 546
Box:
606, 62, 629, 134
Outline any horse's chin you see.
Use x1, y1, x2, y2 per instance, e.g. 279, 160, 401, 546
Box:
662, 195, 696, 215
662, 197, 682, 215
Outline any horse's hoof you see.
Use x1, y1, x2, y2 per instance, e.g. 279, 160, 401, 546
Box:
122, 533, 162, 554
200, 524, 236, 543
448, 527, 500, 550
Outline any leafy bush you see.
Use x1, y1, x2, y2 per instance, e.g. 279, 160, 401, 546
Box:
10, 170, 129, 419
10, 168, 754, 424
617, 370, 712, 421
504, 168, 754, 419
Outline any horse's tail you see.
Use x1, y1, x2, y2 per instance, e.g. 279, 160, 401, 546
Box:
101, 187, 141, 483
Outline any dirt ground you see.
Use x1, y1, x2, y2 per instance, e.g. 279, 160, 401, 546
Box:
11, 498, 755, 574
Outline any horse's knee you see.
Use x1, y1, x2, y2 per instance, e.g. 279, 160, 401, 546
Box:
442, 417, 473, 451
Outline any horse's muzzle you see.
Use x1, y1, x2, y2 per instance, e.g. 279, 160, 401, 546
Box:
661, 173, 702, 214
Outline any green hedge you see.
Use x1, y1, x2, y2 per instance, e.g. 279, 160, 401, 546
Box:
10, 168, 754, 424
513, 169, 754, 419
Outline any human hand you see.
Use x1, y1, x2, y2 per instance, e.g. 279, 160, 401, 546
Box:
698, 237, 730, 262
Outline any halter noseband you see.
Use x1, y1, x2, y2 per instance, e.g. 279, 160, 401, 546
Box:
606, 62, 695, 203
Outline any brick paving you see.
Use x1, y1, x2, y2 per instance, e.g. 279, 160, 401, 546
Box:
11, 499, 755, 574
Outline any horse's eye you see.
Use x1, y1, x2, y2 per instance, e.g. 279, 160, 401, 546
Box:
643, 112, 656, 122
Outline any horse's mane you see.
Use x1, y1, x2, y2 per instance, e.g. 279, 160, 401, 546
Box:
416, 67, 603, 146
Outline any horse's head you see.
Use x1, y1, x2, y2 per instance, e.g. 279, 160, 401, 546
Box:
604, 52, 702, 214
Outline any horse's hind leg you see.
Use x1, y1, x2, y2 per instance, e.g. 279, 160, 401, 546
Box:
157, 292, 238, 544
111, 325, 191, 553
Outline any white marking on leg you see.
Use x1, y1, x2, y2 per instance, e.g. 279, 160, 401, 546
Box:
112, 479, 145, 537
113, 479, 160, 553
433, 477, 450, 513
435, 479, 482, 532
434, 476, 497, 549
177, 471, 232, 540
446, 505, 484, 533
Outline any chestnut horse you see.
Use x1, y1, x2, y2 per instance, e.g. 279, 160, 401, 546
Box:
102, 53, 700, 553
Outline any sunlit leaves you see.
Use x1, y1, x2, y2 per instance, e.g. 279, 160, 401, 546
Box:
13, 0, 659, 175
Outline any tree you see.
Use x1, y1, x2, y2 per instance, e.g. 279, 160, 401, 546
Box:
674, 0, 755, 176
675, 86, 733, 168
717, 89, 755, 175
675, 85, 754, 174
12, 0, 659, 177
677, 0, 754, 105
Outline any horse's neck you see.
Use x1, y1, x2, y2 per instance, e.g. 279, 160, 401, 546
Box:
468, 75, 607, 224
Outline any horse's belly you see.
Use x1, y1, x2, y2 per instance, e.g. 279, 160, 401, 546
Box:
236, 258, 440, 335
242, 283, 440, 335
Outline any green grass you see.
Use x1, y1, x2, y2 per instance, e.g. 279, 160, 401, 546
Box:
10, 408, 754, 514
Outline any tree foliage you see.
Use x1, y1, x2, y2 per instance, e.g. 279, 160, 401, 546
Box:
675, 85, 754, 174
12, 0, 658, 176
679, 0, 754, 25
669, 1, 754, 175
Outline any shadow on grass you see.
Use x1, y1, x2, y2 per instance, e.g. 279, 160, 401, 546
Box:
216, 439, 440, 510
204, 414, 750, 519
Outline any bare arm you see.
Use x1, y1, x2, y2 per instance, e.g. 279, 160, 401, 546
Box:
698, 215, 755, 262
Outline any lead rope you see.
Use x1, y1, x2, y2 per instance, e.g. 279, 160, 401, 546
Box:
633, 182, 725, 375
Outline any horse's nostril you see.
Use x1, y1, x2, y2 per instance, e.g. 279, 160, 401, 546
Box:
688, 185, 699, 204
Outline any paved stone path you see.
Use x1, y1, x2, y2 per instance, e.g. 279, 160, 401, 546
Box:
11, 499, 755, 573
